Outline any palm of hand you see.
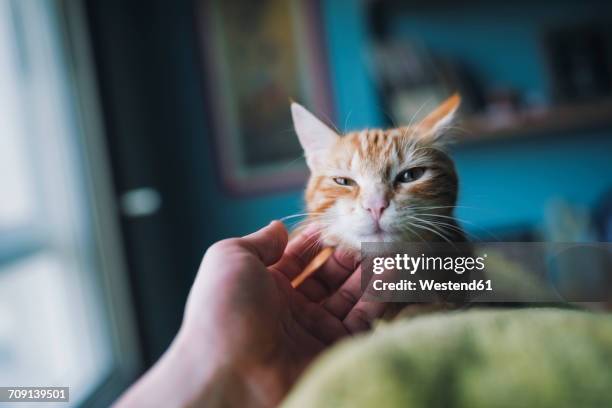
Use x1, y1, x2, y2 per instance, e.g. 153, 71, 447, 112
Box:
183, 222, 385, 401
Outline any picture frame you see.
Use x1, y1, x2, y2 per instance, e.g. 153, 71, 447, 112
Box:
198, 0, 335, 195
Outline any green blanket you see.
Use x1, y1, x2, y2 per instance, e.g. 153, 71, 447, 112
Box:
283, 308, 612, 408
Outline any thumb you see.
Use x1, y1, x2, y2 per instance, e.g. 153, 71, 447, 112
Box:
240, 221, 288, 265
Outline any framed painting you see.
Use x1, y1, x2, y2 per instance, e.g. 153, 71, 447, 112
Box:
198, 0, 335, 195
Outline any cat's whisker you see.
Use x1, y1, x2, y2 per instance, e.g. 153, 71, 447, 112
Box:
315, 110, 342, 135
282, 156, 307, 168
284, 216, 316, 228
412, 213, 501, 241
400, 204, 487, 212
433, 124, 470, 135
381, 109, 399, 129
411, 212, 462, 221
403, 216, 461, 240
290, 218, 333, 233
405, 205, 501, 228
293, 222, 328, 237
413, 212, 467, 220
402, 223, 431, 247
406, 220, 457, 248
296, 228, 326, 253
407, 215, 463, 231
401, 207, 501, 241
406, 98, 433, 131
425, 218, 485, 242
414, 214, 481, 233
280, 212, 325, 222
412, 212, 485, 228
343, 110, 353, 132
408, 216, 481, 241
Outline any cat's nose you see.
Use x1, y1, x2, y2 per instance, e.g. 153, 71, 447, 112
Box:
364, 198, 389, 221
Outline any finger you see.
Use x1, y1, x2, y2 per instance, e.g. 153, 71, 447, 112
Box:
315, 248, 359, 288
289, 291, 350, 345
343, 300, 387, 334
271, 224, 322, 280
294, 275, 329, 303
322, 265, 363, 319
298, 248, 358, 301
239, 221, 288, 265
291, 247, 333, 288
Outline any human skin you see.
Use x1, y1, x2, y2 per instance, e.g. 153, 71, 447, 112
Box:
115, 221, 387, 407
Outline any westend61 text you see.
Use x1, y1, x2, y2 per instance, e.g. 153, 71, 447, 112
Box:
372, 279, 493, 292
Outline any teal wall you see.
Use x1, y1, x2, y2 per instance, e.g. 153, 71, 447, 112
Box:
452, 133, 612, 238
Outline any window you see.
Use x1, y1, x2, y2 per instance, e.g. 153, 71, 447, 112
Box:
0, 0, 139, 405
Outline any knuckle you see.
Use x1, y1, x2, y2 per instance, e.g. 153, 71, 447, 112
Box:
286, 251, 306, 269
337, 288, 358, 306
332, 251, 356, 272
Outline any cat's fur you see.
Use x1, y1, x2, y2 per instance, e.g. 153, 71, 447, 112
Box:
292, 94, 466, 252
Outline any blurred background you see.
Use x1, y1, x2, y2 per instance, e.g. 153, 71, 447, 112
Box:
1, 0, 612, 405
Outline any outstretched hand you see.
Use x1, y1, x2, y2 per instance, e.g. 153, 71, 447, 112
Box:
116, 221, 386, 407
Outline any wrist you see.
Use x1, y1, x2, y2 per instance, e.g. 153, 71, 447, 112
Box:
174, 326, 288, 407
115, 327, 245, 407
168, 327, 245, 407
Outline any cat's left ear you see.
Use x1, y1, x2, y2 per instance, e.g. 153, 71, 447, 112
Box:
291, 102, 339, 169
415, 93, 461, 144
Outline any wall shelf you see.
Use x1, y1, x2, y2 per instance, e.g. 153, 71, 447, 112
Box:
458, 101, 612, 143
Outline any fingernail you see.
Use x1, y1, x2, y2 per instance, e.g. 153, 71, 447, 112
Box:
268, 220, 288, 232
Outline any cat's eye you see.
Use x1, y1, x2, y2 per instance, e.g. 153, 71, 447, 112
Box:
333, 177, 355, 186
396, 167, 426, 184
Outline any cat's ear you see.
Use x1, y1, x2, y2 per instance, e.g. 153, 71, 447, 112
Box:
415, 93, 461, 144
291, 102, 339, 169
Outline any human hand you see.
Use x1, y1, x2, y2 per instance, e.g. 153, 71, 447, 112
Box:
116, 221, 387, 407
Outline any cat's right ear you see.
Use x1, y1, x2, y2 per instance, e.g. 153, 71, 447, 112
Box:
291, 102, 339, 169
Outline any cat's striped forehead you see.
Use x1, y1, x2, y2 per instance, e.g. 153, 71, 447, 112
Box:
304, 125, 459, 242
327, 127, 430, 175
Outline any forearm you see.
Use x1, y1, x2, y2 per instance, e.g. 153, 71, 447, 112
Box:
114, 330, 248, 408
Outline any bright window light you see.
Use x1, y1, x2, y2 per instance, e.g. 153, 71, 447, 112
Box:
0, 1, 136, 405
